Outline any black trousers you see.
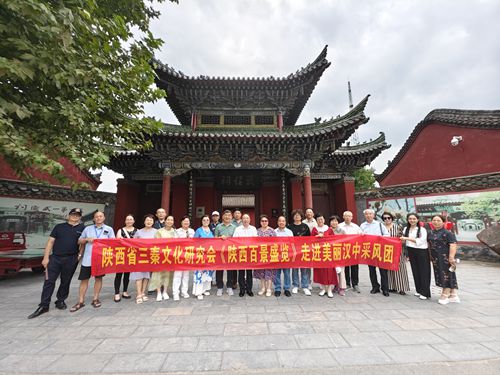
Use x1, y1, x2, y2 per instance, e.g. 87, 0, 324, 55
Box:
114, 272, 130, 294
216, 270, 237, 289
407, 247, 431, 297
40, 254, 79, 308
238, 270, 253, 292
345, 265, 359, 287
369, 265, 388, 292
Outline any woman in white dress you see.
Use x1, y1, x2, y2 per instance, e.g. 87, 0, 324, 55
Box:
173, 216, 195, 301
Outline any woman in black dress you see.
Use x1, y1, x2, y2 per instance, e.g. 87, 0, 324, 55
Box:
428, 215, 459, 305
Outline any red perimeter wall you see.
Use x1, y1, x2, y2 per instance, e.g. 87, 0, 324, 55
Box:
0, 156, 99, 189
380, 124, 500, 186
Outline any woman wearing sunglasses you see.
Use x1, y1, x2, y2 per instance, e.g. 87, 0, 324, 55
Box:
381, 212, 410, 295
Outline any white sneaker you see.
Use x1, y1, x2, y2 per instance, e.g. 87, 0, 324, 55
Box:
173, 295, 180, 301
156, 293, 162, 302
303, 288, 312, 296
227, 288, 234, 296
216, 288, 223, 296
203, 291, 210, 296
292, 287, 298, 294
197, 295, 203, 300
419, 295, 428, 300
414, 292, 421, 297
162, 292, 170, 300
438, 298, 449, 305
182, 293, 190, 299
449, 295, 461, 303
318, 289, 326, 296
265, 289, 272, 297
327, 290, 334, 298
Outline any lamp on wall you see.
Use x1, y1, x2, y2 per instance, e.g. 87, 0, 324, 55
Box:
450, 136, 463, 147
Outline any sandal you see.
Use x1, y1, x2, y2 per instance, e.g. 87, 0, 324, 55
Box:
136, 296, 143, 304
122, 293, 131, 299
142, 295, 149, 302
114, 294, 121, 303
91, 299, 102, 308
70, 302, 85, 312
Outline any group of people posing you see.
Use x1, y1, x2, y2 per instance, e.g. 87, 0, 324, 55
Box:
28, 206, 460, 319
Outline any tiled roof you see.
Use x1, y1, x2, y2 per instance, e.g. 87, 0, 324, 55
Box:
152, 95, 370, 141
378, 108, 500, 181
0, 179, 116, 204
153, 46, 331, 126
356, 172, 500, 199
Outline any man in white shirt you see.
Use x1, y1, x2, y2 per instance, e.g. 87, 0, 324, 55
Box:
233, 214, 257, 297
339, 211, 362, 293
274, 216, 294, 297
360, 208, 390, 296
302, 208, 317, 232
72, 211, 115, 311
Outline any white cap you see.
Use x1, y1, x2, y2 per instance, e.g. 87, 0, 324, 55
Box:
211, 211, 220, 216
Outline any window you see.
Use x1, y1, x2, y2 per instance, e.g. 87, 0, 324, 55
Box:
201, 115, 220, 125
254, 115, 274, 125
224, 115, 251, 125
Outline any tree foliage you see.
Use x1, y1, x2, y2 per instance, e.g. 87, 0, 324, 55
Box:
353, 166, 376, 190
461, 192, 500, 221
0, 0, 171, 184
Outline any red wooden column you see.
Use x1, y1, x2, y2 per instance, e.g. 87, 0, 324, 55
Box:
289, 177, 303, 210
333, 177, 357, 218
113, 178, 140, 229
303, 165, 313, 209
161, 169, 172, 214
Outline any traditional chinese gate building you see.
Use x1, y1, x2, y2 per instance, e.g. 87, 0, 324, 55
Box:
110, 46, 389, 227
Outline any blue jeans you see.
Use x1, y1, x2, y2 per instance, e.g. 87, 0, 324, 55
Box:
292, 268, 311, 289
274, 269, 291, 291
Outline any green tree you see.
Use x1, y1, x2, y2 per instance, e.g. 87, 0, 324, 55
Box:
353, 167, 376, 190
0, 0, 172, 185
461, 192, 500, 221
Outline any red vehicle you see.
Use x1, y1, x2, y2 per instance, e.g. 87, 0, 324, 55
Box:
0, 232, 44, 277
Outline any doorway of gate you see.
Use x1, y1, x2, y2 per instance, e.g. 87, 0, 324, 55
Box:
221, 194, 256, 226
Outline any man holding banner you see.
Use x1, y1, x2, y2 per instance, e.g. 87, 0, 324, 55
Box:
214, 210, 237, 296
360, 208, 390, 296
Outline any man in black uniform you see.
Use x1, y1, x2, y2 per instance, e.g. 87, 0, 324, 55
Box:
28, 208, 85, 319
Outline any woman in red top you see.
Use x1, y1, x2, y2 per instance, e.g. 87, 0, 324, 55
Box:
312, 214, 338, 298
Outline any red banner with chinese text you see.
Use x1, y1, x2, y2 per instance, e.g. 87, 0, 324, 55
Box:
91, 235, 402, 276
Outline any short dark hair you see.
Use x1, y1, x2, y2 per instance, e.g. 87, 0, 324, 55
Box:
277, 215, 287, 222
260, 214, 269, 221
222, 209, 232, 215
143, 214, 155, 222
432, 214, 447, 222
382, 212, 394, 220
200, 214, 210, 225
329, 215, 341, 223
180, 215, 190, 223
314, 213, 324, 220
291, 209, 304, 220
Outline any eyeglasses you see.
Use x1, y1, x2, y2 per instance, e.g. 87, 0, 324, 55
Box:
261, 219, 268, 222
382, 217, 392, 221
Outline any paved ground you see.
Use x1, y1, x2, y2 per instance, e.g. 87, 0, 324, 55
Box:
0, 262, 499, 374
